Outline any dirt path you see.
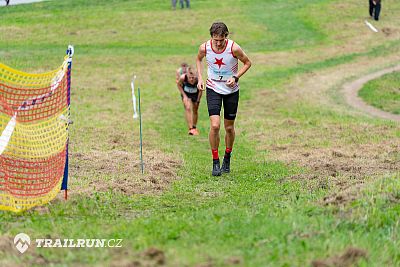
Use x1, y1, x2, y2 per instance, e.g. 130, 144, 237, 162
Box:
343, 65, 400, 122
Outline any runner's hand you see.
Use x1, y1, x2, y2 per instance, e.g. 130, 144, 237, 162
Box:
226, 77, 236, 89
197, 79, 205, 91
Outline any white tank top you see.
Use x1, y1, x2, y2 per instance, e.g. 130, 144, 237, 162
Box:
205, 39, 239, 95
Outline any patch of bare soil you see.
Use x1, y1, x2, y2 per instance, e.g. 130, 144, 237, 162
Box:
225, 256, 243, 265
68, 149, 181, 197
110, 247, 242, 267
271, 139, 399, 205
195, 262, 214, 267
311, 247, 367, 267
110, 247, 165, 267
381, 27, 397, 37
0, 235, 15, 256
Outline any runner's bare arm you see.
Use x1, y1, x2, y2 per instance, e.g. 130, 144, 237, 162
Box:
233, 44, 252, 78
226, 43, 252, 88
197, 88, 203, 103
177, 74, 187, 97
196, 43, 206, 91
176, 69, 181, 84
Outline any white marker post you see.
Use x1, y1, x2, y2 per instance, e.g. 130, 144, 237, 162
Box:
131, 75, 138, 119
365, 20, 378, 33
131, 75, 144, 174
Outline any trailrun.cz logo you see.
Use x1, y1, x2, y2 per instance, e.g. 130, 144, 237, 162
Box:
14, 233, 123, 254
14, 233, 30, 254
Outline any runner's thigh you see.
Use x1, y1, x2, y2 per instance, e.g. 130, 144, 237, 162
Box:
223, 90, 239, 120
206, 88, 223, 116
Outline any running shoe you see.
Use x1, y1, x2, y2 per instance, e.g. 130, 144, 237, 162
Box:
212, 159, 221, 176
221, 156, 230, 173
192, 128, 200, 135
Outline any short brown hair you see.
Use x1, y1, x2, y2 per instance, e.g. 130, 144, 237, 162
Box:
209, 22, 229, 37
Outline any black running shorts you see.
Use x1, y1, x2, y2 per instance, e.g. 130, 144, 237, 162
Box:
181, 91, 199, 103
206, 88, 239, 120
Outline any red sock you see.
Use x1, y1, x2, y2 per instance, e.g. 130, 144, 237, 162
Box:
225, 147, 232, 158
212, 149, 219, 160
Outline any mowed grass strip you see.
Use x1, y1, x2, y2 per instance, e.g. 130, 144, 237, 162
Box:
359, 71, 400, 114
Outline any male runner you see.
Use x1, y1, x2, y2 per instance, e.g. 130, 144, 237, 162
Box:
196, 22, 252, 176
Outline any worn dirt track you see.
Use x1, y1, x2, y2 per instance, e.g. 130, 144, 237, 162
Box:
343, 65, 400, 122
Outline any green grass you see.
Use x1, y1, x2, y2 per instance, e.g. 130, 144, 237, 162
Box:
1, 0, 400, 266
359, 71, 400, 114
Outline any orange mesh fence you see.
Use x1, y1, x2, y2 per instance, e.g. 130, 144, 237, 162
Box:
0, 54, 71, 212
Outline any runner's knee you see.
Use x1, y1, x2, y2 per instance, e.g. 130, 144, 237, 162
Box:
184, 103, 191, 111
225, 124, 235, 134
210, 122, 220, 132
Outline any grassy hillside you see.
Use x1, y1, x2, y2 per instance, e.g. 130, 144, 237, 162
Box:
1, 0, 400, 266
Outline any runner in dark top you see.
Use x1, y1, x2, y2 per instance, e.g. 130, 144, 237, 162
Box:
177, 66, 202, 135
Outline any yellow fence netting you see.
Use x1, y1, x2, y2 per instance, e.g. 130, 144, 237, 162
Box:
0, 55, 71, 212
